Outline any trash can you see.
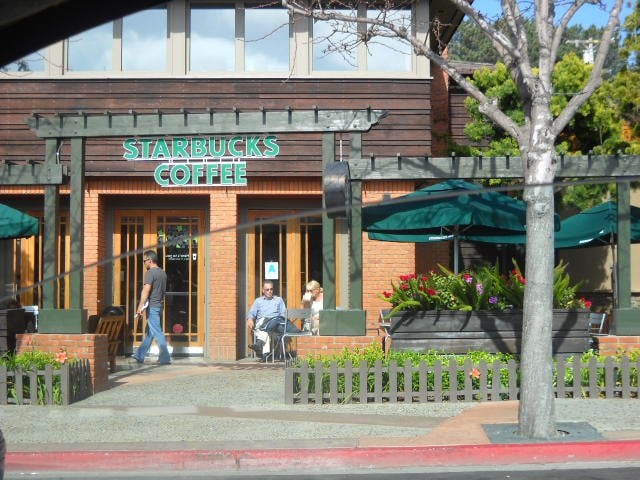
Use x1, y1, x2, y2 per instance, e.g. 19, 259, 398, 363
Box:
0, 308, 26, 354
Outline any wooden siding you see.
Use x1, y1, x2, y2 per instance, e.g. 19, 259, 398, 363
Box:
448, 84, 472, 147
0, 79, 433, 177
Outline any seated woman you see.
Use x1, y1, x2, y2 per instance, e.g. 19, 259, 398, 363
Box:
301, 280, 323, 335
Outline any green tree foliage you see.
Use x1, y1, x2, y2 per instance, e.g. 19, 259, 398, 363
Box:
620, 0, 640, 70
461, 54, 625, 209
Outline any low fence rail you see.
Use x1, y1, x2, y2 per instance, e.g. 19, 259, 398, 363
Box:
285, 357, 640, 404
0, 359, 92, 405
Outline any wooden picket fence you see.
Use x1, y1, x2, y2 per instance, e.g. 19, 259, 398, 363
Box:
0, 359, 92, 405
285, 356, 640, 404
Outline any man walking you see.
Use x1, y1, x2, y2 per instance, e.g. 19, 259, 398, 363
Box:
132, 250, 171, 365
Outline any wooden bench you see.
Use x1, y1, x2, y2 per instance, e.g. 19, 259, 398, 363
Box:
96, 315, 125, 372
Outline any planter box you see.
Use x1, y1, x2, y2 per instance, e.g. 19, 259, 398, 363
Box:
319, 309, 366, 336
389, 309, 591, 355
37, 308, 88, 333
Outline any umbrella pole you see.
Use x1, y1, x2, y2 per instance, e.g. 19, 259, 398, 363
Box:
612, 240, 618, 309
454, 235, 459, 274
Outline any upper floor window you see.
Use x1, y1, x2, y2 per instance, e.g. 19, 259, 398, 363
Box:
2, 0, 423, 78
313, 10, 357, 71
245, 6, 289, 72
1, 51, 45, 73
366, 9, 412, 72
68, 22, 112, 71
67, 7, 167, 72
123, 9, 167, 71
313, 7, 412, 72
190, 4, 235, 72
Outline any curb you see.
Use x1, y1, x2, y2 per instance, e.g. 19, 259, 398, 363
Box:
7, 440, 640, 473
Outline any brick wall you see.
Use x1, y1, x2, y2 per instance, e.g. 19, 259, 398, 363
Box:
295, 335, 383, 357
362, 181, 417, 328
596, 335, 640, 356
15, 333, 110, 393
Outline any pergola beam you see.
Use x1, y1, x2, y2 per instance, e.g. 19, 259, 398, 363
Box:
349, 154, 639, 180
27, 109, 388, 138
0, 163, 67, 184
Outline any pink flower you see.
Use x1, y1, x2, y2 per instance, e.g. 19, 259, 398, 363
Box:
581, 298, 592, 309
463, 273, 473, 283
427, 288, 436, 296
383, 291, 392, 298
469, 367, 481, 379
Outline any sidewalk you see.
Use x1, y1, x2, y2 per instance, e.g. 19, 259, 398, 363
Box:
3, 356, 640, 474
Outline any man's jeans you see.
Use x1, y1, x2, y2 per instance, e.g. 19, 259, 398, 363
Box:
134, 307, 172, 364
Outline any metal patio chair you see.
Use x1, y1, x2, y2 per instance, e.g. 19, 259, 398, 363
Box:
279, 308, 312, 365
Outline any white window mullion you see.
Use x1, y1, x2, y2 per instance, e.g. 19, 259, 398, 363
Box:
47, 42, 64, 76
169, 0, 187, 75
415, 0, 429, 77
357, 5, 367, 72
113, 18, 123, 71
291, 12, 310, 75
236, 0, 245, 72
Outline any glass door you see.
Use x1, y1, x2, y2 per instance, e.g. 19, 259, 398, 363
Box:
245, 211, 322, 352
114, 210, 205, 355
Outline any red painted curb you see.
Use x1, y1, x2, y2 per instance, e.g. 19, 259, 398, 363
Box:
7, 441, 640, 473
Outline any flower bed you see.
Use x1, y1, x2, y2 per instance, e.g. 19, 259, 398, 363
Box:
381, 260, 591, 313
379, 261, 594, 355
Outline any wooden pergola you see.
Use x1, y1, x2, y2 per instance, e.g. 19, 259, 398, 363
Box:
2, 108, 639, 334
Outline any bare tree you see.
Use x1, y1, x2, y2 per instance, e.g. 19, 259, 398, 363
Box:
283, 0, 623, 439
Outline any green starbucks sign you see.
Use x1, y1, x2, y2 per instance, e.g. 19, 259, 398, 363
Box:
122, 135, 279, 187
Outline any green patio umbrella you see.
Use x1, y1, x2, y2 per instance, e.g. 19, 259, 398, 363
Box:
463, 201, 640, 248
0, 203, 39, 239
362, 180, 559, 273
463, 201, 640, 308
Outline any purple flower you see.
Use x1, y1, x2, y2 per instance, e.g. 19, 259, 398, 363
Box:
476, 283, 484, 294
489, 296, 498, 304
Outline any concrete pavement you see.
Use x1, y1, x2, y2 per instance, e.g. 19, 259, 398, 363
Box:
2, 356, 640, 475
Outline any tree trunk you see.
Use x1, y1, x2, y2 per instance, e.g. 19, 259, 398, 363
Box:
518, 133, 558, 439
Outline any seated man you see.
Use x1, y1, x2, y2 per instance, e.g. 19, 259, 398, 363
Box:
246, 280, 287, 360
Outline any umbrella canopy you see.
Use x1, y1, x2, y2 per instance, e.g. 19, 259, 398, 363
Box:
463, 201, 640, 248
0, 203, 39, 239
362, 180, 558, 272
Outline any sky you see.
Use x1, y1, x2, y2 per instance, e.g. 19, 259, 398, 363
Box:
470, 0, 634, 27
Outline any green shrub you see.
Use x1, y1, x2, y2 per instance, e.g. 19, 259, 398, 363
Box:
293, 343, 639, 401
0, 350, 67, 405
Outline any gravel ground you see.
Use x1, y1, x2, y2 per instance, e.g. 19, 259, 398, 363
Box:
1, 359, 639, 448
